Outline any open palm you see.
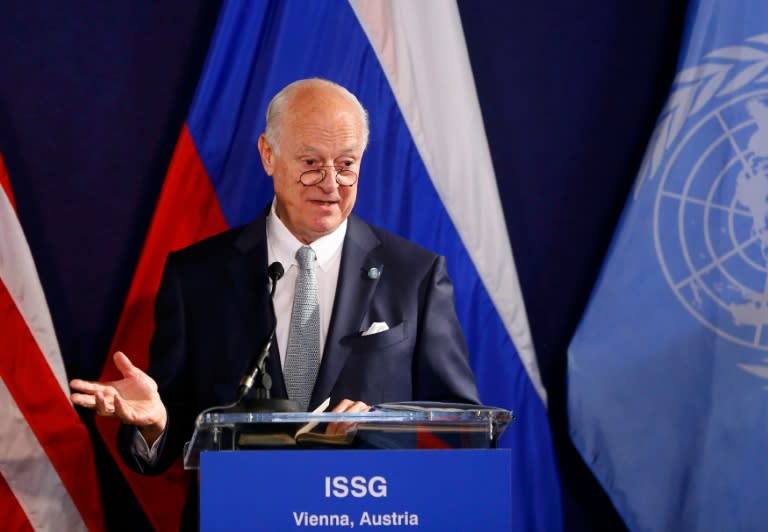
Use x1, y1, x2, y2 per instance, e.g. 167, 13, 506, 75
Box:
70, 351, 166, 430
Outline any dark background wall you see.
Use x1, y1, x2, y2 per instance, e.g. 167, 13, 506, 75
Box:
0, 1, 688, 529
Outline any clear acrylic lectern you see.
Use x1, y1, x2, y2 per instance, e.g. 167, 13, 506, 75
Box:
183, 402, 513, 469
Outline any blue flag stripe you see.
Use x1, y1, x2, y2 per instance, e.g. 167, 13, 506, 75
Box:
351, 1, 544, 402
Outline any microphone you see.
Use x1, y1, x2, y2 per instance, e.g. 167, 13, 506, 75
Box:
236, 261, 284, 401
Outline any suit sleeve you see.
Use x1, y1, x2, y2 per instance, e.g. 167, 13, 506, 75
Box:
117, 253, 194, 475
413, 255, 480, 404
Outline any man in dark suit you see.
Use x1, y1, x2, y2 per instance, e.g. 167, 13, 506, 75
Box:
70, 78, 478, 475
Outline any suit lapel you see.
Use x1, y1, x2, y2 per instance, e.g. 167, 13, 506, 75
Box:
227, 215, 268, 328
227, 208, 288, 399
311, 215, 383, 406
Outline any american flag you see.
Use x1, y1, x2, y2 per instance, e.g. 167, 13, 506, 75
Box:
0, 152, 104, 531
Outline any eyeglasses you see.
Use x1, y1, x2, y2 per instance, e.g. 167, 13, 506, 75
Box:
298, 166, 358, 187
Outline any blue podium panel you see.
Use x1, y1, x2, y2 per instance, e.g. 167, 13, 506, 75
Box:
200, 449, 512, 531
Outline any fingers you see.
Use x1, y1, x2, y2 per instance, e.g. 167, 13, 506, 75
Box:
326, 399, 369, 436
69, 379, 118, 417
70, 379, 112, 409
325, 422, 344, 436
330, 399, 370, 413
113, 351, 140, 378
69, 378, 103, 394
71, 389, 117, 417
94, 390, 118, 417
70, 392, 97, 409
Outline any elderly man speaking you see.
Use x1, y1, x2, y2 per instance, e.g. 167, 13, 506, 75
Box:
70, 77, 479, 524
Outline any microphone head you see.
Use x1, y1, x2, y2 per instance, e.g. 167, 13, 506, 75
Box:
268, 261, 284, 281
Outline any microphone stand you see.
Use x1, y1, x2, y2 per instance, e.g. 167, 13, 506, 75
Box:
192, 263, 303, 453
235, 262, 301, 412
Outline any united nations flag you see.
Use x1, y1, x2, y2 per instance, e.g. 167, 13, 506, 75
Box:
568, 1, 768, 530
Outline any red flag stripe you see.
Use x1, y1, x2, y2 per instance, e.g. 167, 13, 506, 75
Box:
0, 473, 34, 532
95, 125, 228, 531
416, 431, 453, 449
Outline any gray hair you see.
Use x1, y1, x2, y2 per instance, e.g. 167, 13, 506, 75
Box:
264, 78, 370, 154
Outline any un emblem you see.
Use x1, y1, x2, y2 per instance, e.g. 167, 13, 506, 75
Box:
640, 34, 768, 377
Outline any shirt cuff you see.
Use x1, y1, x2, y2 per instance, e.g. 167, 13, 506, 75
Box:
133, 427, 165, 465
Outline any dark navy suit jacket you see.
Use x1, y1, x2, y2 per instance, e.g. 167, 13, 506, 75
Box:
119, 210, 478, 477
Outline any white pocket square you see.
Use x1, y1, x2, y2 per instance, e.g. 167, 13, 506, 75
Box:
362, 321, 389, 336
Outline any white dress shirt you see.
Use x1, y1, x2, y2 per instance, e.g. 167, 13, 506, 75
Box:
266, 199, 346, 367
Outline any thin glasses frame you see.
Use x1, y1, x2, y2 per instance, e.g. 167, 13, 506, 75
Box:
298, 166, 358, 187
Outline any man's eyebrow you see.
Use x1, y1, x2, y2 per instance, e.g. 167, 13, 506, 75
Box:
295, 146, 360, 156
296, 145, 320, 154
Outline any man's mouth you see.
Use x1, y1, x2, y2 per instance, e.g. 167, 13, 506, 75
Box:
309, 199, 339, 205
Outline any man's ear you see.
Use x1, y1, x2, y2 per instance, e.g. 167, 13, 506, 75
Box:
257, 134, 274, 175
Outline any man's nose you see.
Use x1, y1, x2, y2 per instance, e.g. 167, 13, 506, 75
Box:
317, 168, 339, 192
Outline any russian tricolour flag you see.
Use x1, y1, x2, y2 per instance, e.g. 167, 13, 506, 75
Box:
96, 3, 562, 530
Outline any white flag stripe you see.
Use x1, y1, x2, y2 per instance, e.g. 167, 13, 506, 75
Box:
0, 378, 87, 532
0, 183, 68, 395
350, 0, 544, 402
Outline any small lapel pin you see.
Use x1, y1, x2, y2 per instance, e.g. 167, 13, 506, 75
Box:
367, 267, 381, 280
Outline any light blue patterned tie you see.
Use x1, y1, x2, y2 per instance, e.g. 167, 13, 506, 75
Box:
283, 246, 321, 410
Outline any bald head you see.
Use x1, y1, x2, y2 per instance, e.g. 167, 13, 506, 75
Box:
264, 79, 369, 154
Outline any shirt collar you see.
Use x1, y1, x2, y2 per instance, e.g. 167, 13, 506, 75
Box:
266, 199, 347, 271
